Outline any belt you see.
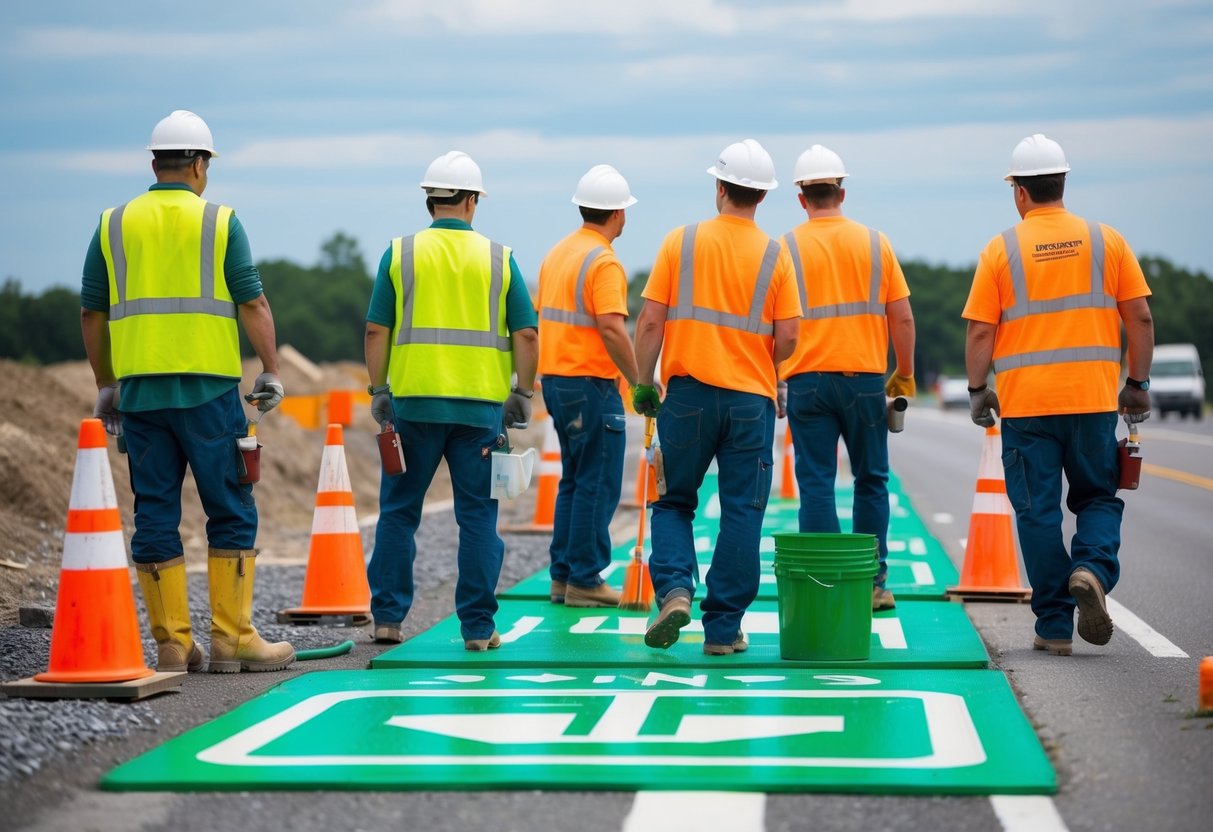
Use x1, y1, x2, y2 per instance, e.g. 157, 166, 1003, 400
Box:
823, 371, 880, 378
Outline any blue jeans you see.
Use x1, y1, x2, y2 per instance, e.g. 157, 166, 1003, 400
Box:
1001, 412, 1123, 640
649, 377, 775, 645
785, 372, 890, 586
368, 419, 504, 641
122, 387, 256, 562
542, 376, 627, 588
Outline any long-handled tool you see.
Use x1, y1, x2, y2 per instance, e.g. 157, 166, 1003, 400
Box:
619, 417, 657, 612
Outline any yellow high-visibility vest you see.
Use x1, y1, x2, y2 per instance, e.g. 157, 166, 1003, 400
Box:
99, 189, 240, 379
387, 228, 513, 402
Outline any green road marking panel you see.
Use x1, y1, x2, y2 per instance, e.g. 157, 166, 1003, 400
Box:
101, 667, 1054, 794
370, 599, 987, 670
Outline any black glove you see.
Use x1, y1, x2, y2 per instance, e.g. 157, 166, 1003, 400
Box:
1118, 385, 1151, 424
968, 385, 1000, 428
503, 388, 533, 429
93, 383, 121, 435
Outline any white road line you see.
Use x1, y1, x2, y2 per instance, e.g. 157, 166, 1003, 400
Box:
622, 792, 765, 832
1143, 427, 1213, 448
990, 795, 1069, 832
1107, 597, 1189, 657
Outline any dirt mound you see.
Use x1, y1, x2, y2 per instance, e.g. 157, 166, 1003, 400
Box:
0, 356, 411, 624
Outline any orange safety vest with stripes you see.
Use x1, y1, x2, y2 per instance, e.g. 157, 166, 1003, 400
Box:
962, 207, 1151, 417
642, 215, 801, 400
536, 228, 629, 379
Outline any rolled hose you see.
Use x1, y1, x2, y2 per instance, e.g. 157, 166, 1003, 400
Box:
295, 640, 355, 661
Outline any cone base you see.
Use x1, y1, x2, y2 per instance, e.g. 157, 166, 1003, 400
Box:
947, 585, 1032, 602
276, 608, 372, 627
8, 670, 182, 701
34, 665, 156, 684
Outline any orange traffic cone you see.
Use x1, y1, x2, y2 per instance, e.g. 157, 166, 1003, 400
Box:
0, 420, 188, 700
948, 425, 1032, 601
501, 411, 560, 534
278, 424, 372, 625
780, 424, 798, 500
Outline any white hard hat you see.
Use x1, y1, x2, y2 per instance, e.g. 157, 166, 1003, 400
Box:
420, 151, 486, 197
792, 144, 848, 186
572, 164, 637, 210
1004, 133, 1070, 181
146, 110, 217, 157
707, 138, 778, 191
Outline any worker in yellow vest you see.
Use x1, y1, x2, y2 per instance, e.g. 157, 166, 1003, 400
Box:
963, 134, 1154, 656
365, 151, 539, 652
536, 165, 640, 608
778, 144, 917, 612
634, 139, 801, 654
81, 110, 293, 674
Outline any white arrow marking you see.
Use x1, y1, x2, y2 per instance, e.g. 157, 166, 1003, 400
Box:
567, 610, 906, 649
814, 675, 881, 686
724, 675, 787, 684
500, 616, 544, 643
506, 673, 577, 684
909, 538, 927, 555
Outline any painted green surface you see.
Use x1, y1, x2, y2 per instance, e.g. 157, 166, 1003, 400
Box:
369, 599, 988, 670
102, 667, 1055, 794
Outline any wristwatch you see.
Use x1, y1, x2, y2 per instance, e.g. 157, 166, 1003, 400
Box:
1125, 377, 1150, 391
368, 384, 391, 396
512, 386, 535, 399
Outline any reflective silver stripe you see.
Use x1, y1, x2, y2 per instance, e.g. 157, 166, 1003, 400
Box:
785, 227, 884, 320
199, 202, 219, 300
107, 200, 233, 320
108, 297, 237, 321
993, 346, 1121, 373
539, 245, 605, 328
665, 224, 775, 335
1000, 221, 1114, 322
782, 232, 808, 313
107, 204, 127, 301
396, 235, 511, 351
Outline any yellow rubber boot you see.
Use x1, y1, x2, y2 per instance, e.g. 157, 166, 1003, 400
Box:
135, 556, 204, 672
207, 549, 295, 673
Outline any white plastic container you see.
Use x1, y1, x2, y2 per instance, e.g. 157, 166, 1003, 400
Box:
490, 447, 537, 500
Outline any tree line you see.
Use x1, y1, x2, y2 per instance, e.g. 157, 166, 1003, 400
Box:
3, 233, 1211, 400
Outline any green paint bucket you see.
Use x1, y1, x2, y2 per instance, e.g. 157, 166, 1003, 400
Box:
773, 533, 878, 661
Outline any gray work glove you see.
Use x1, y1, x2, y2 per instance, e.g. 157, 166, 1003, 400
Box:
968, 385, 1000, 428
776, 381, 788, 419
503, 388, 533, 429
246, 372, 285, 413
1118, 385, 1152, 424
371, 390, 394, 429
93, 383, 121, 435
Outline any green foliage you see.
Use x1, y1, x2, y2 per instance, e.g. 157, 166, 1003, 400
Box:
0, 278, 86, 363
244, 232, 373, 362
900, 260, 974, 385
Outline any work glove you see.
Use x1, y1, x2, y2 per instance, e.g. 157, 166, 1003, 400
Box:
246, 372, 285, 413
371, 389, 394, 429
503, 388, 533, 429
93, 383, 121, 436
776, 381, 788, 419
1118, 385, 1152, 424
632, 383, 661, 417
885, 373, 916, 399
968, 385, 1000, 428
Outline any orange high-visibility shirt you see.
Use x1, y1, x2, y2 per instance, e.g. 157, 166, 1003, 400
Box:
778, 216, 909, 377
642, 214, 801, 400
962, 207, 1150, 417
536, 228, 629, 379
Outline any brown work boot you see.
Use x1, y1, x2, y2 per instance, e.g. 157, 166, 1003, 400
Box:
704, 630, 749, 656
550, 580, 568, 604
1033, 635, 1073, 656
1069, 568, 1113, 645
872, 586, 896, 611
644, 595, 692, 649
564, 582, 622, 608
373, 624, 403, 644
464, 631, 502, 652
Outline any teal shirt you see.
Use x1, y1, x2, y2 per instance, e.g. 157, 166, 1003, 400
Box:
366, 218, 538, 429
81, 183, 263, 412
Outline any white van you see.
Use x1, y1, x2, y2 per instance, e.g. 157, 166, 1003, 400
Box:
1149, 343, 1205, 420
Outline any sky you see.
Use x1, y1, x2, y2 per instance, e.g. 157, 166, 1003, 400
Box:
2, 0, 1211, 298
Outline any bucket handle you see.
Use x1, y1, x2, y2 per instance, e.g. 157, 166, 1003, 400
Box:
806, 573, 835, 589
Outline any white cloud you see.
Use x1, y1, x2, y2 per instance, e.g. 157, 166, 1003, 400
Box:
12, 25, 308, 59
